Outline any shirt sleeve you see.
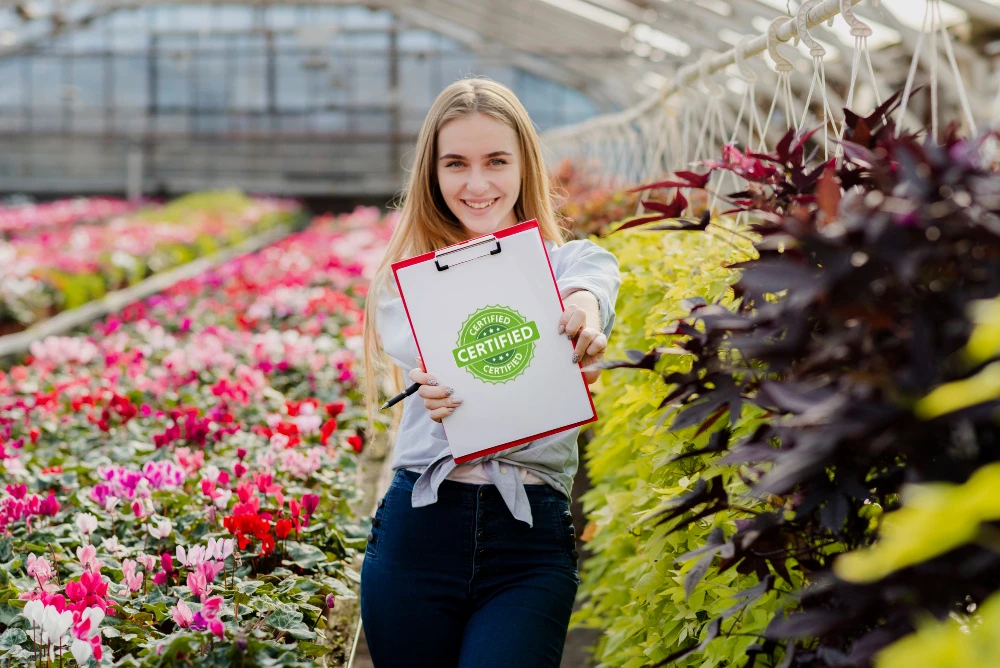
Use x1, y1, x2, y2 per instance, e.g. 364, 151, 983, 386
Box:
375, 288, 420, 372
554, 239, 622, 337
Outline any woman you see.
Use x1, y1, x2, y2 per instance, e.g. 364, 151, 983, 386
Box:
361, 77, 621, 667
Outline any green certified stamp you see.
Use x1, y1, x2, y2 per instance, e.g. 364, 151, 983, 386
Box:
452, 305, 539, 384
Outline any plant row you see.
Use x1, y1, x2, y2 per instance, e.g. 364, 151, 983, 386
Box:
0, 191, 301, 335
0, 206, 394, 666
576, 92, 1000, 667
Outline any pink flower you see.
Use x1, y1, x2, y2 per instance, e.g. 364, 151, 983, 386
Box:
76, 545, 100, 573
26, 554, 55, 590
171, 600, 193, 628
187, 571, 208, 597
197, 560, 225, 584
302, 494, 320, 524
120, 559, 143, 593
192, 594, 225, 639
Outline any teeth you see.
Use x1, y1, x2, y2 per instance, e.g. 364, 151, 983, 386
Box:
464, 198, 497, 210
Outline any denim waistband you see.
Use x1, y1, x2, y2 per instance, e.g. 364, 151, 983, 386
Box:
393, 468, 567, 505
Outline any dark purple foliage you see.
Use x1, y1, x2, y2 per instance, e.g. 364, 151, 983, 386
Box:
605, 90, 1000, 666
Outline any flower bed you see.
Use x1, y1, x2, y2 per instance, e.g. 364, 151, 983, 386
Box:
0, 198, 143, 239
0, 206, 394, 666
0, 192, 302, 335
551, 158, 710, 239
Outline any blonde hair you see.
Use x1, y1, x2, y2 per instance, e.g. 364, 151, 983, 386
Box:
362, 76, 569, 430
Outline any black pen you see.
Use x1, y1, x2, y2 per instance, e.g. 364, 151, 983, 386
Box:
380, 382, 421, 410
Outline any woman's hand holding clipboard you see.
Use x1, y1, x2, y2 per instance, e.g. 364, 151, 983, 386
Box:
383, 295, 608, 422
390, 219, 602, 463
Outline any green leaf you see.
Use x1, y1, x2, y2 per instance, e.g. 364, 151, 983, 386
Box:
265, 609, 316, 641
0, 628, 26, 648
284, 542, 327, 570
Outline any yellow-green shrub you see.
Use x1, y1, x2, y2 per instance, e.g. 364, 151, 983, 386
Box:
573, 225, 794, 667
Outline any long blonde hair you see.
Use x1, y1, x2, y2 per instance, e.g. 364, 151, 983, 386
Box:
363, 76, 569, 430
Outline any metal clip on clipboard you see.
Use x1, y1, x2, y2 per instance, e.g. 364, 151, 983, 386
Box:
434, 235, 502, 271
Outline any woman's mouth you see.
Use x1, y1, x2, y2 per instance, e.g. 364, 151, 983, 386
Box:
461, 197, 499, 213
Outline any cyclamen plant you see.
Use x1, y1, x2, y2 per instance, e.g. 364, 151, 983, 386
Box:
604, 91, 1000, 666
0, 208, 396, 666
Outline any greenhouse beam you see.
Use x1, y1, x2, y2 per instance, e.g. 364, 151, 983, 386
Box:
543, 0, 865, 141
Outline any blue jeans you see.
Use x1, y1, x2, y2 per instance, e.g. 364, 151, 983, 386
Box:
360, 468, 580, 668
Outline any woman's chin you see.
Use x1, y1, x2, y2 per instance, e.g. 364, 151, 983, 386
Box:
457, 210, 516, 238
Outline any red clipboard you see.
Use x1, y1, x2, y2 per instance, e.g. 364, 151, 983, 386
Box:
391, 219, 598, 464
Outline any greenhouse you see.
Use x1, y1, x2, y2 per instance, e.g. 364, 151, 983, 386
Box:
2, 0, 1000, 666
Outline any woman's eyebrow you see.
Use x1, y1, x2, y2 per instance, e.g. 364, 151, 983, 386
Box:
438, 151, 514, 161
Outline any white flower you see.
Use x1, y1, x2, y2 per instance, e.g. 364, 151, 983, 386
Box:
23, 599, 44, 627
71, 638, 92, 664
80, 606, 105, 631
75, 513, 98, 536
176, 544, 207, 568
101, 535, 126, 557
206, 537, 234, 562
104, 497, 121, 513
213, 488, 232, 510
147, 518, 172, 540
40, 605, 72, 645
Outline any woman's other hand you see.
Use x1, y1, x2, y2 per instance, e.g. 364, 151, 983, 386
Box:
410, 356, 463, 423
558, 302, 607, 385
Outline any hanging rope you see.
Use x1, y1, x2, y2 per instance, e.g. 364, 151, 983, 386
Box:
795, 0, 837, 159
691, 52, 726, 164
837, 0, 882, 151
895, 0, 977, 140
761, 17, 798, 151
733, 37, 763, 150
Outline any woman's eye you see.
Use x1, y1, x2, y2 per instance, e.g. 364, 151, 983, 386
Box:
446, 161, 463, 168
490, 159, 508, 166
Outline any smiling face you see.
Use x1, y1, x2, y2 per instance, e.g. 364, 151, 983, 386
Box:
436, 112, 522, 239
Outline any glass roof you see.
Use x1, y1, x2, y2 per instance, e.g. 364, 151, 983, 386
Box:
0, 0, 998, 111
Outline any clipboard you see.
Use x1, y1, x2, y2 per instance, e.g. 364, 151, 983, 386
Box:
391, 219, 598, 464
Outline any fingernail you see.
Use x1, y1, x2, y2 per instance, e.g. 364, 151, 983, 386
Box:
427, 379, 439, 386
445, 387, 455, 396
452, 398, 463, 405
448, 407, 456, 414
572, 353, 581, 364
557, 324, 565, 335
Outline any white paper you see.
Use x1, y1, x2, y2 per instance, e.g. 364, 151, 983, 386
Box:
394, 225, 595, 461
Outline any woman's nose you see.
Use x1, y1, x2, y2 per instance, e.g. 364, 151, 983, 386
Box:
466, 169, 490, 194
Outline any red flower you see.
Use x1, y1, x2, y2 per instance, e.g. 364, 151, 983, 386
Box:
275, 518, 292, 540
347, 435, 363, 453
325, 401, 345, 417
320, 418, 337, 446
